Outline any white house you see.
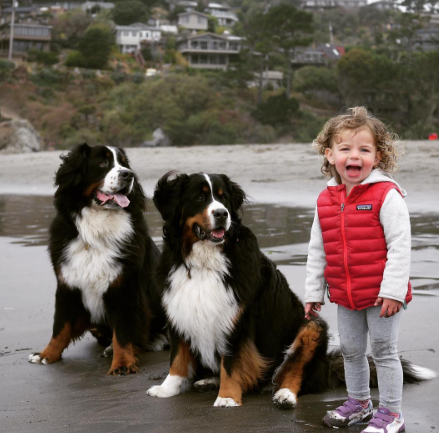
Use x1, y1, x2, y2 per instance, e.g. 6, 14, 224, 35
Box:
209, 10, 239, 27
177, 32, 242, 70
115, 23, 162, 54
299, 0, 367, 9
81, 1, 115, 12
178, 11, 209, 31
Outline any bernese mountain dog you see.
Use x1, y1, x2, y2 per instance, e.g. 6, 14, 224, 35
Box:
146, 172, 436, 408
29, 143, 166, 375
146, 171, 330, 407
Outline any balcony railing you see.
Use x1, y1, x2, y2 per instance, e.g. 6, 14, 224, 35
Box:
179, 43, 240, 53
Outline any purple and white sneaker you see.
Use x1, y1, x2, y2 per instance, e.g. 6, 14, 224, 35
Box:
362, 408, 405, 433
322, 397, 373, 428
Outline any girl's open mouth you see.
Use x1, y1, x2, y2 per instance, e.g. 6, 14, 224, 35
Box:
346, 165, 362, 176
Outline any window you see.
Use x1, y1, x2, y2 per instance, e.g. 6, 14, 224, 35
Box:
123, 31, 129, 36
198, 16, 206, 24
132, 31, 137, 36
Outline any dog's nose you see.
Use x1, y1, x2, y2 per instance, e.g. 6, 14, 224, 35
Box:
213, 209, 229, 221
119, 169, 133, 181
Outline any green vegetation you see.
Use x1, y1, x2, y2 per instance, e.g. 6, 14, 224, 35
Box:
1, 0, 438, 148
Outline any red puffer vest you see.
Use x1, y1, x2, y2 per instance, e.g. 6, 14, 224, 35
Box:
317, 182, 412, 310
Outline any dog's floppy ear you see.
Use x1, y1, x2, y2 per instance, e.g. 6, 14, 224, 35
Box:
55, 143, 91, 195
117, 147, 132, 169
220, 174, 247, 213
153, 171, 188, 222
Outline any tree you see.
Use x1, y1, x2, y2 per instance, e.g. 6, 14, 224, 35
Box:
112, 0, 149, 25
252, 93, 300, 127
238, 8, 276, 104
387, 12, 430, 59
398, 0, 439, 12
78, 26, 114, 69
265, 3, 314, 98
50, 10, 93, 48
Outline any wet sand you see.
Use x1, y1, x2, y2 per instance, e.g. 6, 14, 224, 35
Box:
0, 142, 438, 432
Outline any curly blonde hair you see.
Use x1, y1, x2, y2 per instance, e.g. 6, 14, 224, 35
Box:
313, 107, 403, 182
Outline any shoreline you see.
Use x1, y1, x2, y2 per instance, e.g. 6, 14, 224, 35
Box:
0, 141, 437, 212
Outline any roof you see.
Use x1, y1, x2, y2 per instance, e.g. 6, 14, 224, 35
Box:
115, 23, 162, 31
207, 3, 231, 10
2, 6, 38, 13
317, 43, 343, 60
178, 11, 210, 18
185, 32, 242, 41
177, 1, 198, 6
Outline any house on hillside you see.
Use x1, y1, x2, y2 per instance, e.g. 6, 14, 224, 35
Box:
291, 43, 344, 66
299, 0, 367, 9
178, 11, 209, 31
367, 0, 395, 10
413, 28, 439, 51
174, 1, 198, 12
209, 10, 239, 28
81, 1, 115, 12
177, 32, 242, 70
115, 23, 162, 54
0, 22, 52, 58
206, 3, 232, 13
0, 5, 39, 25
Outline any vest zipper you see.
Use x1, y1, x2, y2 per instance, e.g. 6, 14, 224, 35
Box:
340, 191, 355, 310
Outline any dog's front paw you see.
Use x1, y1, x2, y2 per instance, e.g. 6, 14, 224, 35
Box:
29, 353, 48, 364
29, 352, 60, 365
108, 363, 138, 376
273, 388, 297, 409
194, 377, 220, 392
213, 396, 241, 407
146, 385, 179, 398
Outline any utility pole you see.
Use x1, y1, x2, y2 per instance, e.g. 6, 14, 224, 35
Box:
329, 21, 334, 44
8, 1, 18, 62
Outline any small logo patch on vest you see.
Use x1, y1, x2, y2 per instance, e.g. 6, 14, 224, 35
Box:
357, 204, 373, 211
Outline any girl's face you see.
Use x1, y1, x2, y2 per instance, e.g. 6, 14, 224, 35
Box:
325, 128, 381, 195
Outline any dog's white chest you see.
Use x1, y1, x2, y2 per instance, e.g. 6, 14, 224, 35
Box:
60, 206, 133, 322
163, 243, 239, 373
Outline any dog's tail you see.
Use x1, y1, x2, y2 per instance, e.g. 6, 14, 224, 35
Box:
326, 349, 437, 388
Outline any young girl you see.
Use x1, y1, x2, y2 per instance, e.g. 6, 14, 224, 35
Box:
304, 107, 411, 433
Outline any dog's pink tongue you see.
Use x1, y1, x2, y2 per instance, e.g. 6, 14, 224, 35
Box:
96, 191, 112, 204
96, 191, 130, 208
113, 194, 130, 208
212, 228, 225, 239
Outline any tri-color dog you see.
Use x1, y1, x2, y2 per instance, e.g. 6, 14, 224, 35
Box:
29, 143, 166, 375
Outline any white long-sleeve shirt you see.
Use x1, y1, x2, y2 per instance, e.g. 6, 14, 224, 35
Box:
304, 169, 411, 305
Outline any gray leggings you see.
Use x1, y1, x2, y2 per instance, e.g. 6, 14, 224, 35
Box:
337, 305, 403, 413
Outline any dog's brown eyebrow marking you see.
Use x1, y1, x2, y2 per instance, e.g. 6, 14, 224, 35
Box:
218, 189, 224, 196
203, 186, 209, 193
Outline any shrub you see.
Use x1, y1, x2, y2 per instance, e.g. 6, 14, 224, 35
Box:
111, 70, 128, 84
28, 50, 59, 65
0, 60, 14, 82
66, 51, 86, 68
78, 27, 114, 69
252, 93, 301, 128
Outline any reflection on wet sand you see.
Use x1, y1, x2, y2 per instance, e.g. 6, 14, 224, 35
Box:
1, 194, 437, 294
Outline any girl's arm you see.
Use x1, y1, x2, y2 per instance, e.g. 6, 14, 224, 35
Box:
379, 188, 411, 304
304, 207, 327, 307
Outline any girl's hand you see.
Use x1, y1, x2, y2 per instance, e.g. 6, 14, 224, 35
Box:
374, 297, 403, 318
305, 302, 321, 320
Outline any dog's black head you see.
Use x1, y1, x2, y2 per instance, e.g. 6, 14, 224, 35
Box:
153, 171, 246, 254
54, 143, 145, 212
